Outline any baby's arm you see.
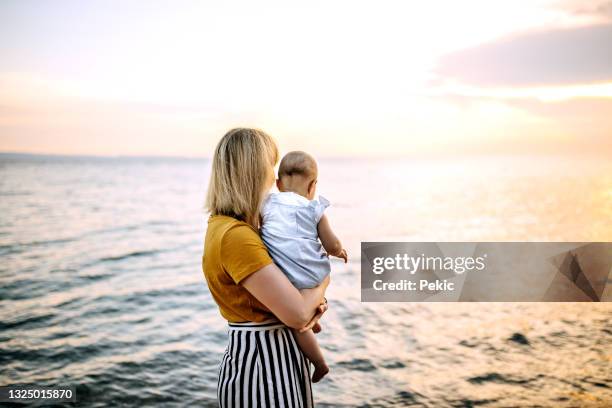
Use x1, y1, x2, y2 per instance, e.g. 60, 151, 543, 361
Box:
317, 214, 348, 263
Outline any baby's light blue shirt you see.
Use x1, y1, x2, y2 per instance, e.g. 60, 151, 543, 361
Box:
260, 192, 331, 289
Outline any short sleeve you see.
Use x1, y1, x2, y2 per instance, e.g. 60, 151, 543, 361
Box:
310, 195, 330, 223
220, 224, 274, 284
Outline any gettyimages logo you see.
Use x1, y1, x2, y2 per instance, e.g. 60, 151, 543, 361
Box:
361, 242, 612, 302
371, 253, 487, 275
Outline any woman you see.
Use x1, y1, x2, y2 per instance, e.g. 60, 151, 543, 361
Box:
202, 128, 329, 407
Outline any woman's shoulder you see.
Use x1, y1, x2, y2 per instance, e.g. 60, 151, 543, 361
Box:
206, 215, 269, 259
204, 214, 272, 286
208, 215, 259, 237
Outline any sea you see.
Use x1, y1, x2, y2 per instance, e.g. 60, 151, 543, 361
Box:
1, 153, 611, 407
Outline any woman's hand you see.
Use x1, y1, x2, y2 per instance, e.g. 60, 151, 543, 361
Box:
297, 275, 330, 332
298, 301, 328, 333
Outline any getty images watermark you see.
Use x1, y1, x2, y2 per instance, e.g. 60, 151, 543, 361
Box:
361, 242, 612, 302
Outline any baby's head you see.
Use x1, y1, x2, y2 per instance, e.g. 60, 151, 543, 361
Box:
277, 151, 318, 200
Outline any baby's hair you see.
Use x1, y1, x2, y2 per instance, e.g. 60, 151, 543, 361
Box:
278, 151, 317, 179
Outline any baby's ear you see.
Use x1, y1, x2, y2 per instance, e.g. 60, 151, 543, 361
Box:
308, 179, 317, 194
276, 179, 282, 190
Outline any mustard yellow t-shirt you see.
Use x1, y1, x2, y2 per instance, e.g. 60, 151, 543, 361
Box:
202, 214, 275, 322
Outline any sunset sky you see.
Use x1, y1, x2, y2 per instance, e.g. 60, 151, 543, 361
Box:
0, 0, 611, 157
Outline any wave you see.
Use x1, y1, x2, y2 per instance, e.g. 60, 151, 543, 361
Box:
98, 250, 161, 263
0, 313, 56, 331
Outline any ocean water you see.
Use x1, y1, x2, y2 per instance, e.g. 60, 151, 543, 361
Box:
1, 153, 611, 407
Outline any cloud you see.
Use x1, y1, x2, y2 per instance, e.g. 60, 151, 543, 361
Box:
506, 96, 612, 135
507, 97, 612, 155
563, 0, 612, 19
0, 73, 253, 156
435, 23, 612, 86
435, 93, 612, 156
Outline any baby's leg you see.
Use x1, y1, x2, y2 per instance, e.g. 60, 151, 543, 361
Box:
292, 328, 329, 383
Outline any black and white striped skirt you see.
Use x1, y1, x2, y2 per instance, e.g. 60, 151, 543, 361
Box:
217, 319, 314, 408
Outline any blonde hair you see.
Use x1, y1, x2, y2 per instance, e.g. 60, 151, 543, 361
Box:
205, 128, 279, 227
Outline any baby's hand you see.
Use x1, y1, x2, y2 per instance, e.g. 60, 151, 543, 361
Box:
335, 249, 348, 263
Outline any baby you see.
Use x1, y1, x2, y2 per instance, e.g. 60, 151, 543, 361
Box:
260, 151, 347, 383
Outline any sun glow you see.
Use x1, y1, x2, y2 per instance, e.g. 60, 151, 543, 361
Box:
0, 0, 610, 157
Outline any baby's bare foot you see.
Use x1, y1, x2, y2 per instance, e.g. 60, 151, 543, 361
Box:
311, 362, 329, 383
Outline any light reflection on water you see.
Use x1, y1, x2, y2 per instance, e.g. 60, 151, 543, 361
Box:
1, 153, 610, 407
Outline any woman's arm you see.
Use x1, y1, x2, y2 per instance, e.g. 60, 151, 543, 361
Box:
241, 263, 330, 330
317, 214, 347, 262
